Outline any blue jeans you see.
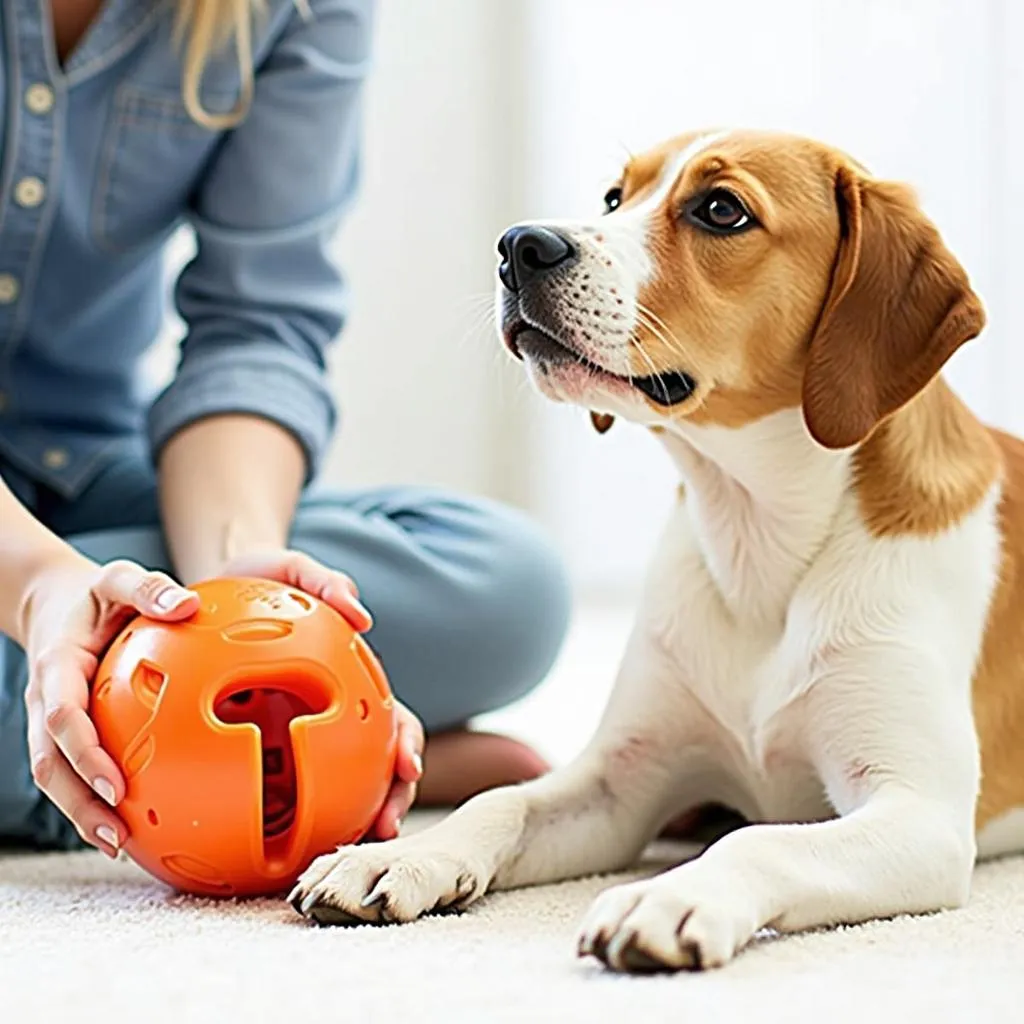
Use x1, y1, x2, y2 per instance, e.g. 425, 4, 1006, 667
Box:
0, 448, 571, 849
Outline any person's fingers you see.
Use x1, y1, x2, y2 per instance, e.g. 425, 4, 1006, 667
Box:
368, 709, 425, 840
92, 560, 198, 623
321, 584, 372, 632
222, 550, 372, 632
25, 689, 123, 856
371, 781, 417, 841
32, 645, 125, 804
394, 707, 425, 784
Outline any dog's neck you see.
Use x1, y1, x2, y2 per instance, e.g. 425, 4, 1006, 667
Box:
659, 408, 851, 625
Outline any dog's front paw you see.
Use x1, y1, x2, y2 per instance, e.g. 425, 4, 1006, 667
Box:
577, 869, 759, 973
288, 839, 487, 927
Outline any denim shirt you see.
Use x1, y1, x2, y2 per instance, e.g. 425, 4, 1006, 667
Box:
0, 0, 372, 498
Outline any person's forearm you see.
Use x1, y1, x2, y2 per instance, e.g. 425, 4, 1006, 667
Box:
0, 476, 86, 646
157, 414, 306, 585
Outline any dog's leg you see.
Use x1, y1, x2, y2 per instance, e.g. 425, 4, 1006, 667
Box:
290, 627, 717, 926
579, 646, 980, 972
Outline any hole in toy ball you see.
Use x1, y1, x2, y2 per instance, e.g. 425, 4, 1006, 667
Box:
222, 620, 293, 642
357, 699, 369, 721
213, 683, 330, 861
147, 808, 159, 826
130, 661, 167, 706
123, 734, 156, 779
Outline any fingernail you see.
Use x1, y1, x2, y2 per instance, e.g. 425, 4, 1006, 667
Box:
352, 597, 372, 622
155, 586, 189, 611
93, 777, 117, 806
96, 825, 119, 851
411, 752, 423, 776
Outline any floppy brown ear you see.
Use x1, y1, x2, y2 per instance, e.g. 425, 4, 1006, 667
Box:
801, 164, 985, 450
590, 411, 615, 434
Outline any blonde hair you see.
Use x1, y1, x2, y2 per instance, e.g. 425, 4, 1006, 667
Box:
176, 1, 311, 129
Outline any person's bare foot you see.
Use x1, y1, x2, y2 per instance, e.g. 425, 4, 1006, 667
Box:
416, 730, 550, 807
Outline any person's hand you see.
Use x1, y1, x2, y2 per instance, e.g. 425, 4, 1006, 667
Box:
21, 557, 199, 856
368, 700, 424, 840
216, 549, 425, 840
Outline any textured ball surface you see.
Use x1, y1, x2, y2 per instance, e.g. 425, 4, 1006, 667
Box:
91, 577, 397, 897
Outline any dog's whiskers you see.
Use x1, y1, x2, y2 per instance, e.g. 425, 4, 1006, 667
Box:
634, 302, 697, 368
629, 334, 674, 405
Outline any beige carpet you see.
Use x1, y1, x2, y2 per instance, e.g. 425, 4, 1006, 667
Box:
3, 817, 1024, 1024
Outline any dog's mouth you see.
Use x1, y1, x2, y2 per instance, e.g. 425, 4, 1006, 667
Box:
507, 324, 697, 407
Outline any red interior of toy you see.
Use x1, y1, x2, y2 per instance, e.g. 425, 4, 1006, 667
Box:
213, 683, 331, 859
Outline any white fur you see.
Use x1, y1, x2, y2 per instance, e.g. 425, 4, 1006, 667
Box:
977, 808, 1024, 859
510, 132, 725, 385
292, 133, 1017, 972
291, 406, 1006, 970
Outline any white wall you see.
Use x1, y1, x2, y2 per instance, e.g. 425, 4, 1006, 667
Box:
320, 0, 532, 502
519, 0, 1023, 597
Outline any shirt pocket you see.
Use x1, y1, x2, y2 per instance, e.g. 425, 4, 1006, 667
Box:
90, 83, 236, 255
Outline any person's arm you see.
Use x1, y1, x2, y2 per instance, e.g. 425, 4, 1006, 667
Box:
0, 475, 85, 647
159, 414, 304, 584
149, 0, 374, 582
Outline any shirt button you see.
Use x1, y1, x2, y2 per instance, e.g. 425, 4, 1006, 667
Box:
14, 176, 46, 208
25, 83, 55, 115
0, 274, 19, 303
42, 448, 69, 470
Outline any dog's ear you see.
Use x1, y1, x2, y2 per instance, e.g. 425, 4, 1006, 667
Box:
590, 411, 615, 434
801, 164, 985, 450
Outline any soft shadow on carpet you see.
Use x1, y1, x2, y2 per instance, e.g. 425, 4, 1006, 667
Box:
3, 817, 1024, 1023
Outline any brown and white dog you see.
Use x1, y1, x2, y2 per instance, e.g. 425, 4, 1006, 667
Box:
291, 129, 1024, 972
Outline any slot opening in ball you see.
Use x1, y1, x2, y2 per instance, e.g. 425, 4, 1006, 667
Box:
213, 677, 331, 866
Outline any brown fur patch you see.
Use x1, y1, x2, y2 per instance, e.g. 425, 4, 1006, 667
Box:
802, 171, 985, 450
625, 133, 846, 431
853, 380, 1001, 537
972, 431, 1024, 828
616, 132, 984, 443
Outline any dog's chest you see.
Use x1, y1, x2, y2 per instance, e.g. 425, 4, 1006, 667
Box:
643, 500, 839, 823
653, 601, 828, 822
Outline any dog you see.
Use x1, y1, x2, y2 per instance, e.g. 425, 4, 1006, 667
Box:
290, 129, 1024, 973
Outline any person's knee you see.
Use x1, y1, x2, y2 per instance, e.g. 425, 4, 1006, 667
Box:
289, 488, 572, 730
444, 504, 572, 715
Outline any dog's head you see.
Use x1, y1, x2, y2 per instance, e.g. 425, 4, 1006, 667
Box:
496, 130, 985, 448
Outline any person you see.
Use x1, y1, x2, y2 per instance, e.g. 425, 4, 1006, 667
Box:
0, 0, 570, 859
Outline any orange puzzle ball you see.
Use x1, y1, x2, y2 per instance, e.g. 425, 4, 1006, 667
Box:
90, 577, 398, 898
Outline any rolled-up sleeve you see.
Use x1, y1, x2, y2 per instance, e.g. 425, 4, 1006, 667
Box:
147, 0, 374, 481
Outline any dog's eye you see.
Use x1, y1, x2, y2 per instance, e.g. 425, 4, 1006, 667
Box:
688, 189, 754, 233
603, 186, 623, 214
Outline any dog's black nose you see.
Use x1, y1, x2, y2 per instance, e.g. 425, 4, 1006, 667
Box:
497, 226, 576, 292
